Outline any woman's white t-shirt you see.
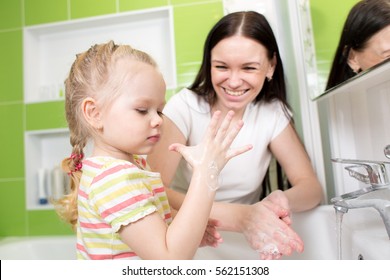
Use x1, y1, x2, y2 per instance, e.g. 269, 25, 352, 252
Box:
163, 88, 291, 204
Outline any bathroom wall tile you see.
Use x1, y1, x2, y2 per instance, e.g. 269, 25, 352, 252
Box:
119, 0, 168, 12
0, 0, 22, 29
25, 101, 67, 131
70, 0, 116, 19
0, 104, 24, 179
173, 2, 223, 86
171, 0, 220, 5
0, 31, 23, 103
28, 210, 73, 236
0, 180, 27, 237
24, 0, 68, 26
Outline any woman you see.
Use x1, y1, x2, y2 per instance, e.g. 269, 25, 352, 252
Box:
148, 11, 323, 259
326, 0, 390, 90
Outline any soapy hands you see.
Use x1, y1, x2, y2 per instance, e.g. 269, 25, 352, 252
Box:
169, 110, 253, 190
242, 190, 304, 260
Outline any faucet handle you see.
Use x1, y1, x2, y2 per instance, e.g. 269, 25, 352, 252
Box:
385, 145, 390, 159
332, 158, 390, 187
344, 164, 371, 184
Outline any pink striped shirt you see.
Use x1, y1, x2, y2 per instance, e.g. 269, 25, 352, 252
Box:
76, 156, 172, 260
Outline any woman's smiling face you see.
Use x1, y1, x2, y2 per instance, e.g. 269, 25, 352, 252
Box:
210, 35, 275, 115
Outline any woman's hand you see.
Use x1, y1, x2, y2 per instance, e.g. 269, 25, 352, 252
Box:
240, 195, 304, 260
262, 190, 292, 225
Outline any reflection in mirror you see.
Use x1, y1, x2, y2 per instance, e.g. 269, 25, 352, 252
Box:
324, 0, 390, 92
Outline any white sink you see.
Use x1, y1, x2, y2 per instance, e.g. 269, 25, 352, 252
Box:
194, 205, 390, 260
1, 205, 387, 260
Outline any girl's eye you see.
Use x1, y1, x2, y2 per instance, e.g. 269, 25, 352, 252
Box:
136, 108, 164, 117
215, 65, 227, 69
136, 109, 148, 114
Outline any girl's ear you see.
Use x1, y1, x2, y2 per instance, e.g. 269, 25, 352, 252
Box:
81, 97, 102, 130
347, 49, 362, 73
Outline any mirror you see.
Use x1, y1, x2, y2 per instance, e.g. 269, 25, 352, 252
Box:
315, 59, 390, 101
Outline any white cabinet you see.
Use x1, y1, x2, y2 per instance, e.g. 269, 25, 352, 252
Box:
24, 7, 176, 209
23, 7, 177, 103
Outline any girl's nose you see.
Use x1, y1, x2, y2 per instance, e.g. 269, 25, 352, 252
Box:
151, 112, 163, 127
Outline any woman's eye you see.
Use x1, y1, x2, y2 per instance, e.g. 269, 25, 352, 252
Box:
215, 65, 227, 69
243, 66, 257, 71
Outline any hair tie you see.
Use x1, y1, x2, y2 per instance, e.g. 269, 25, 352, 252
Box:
70, 153, 83, 160
67, 153, 84, 175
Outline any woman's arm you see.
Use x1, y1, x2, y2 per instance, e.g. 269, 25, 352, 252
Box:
270, 123, 324, 212
217, 123, 323, 257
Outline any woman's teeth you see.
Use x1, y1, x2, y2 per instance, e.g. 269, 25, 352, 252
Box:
225, 89, 246, 96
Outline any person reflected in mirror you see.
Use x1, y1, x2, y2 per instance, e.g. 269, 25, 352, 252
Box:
54, 40, 252, 259
147, 11, 323, 260
326, 0, 390, 90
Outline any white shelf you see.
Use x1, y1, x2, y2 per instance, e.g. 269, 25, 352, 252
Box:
23, 7, 177, 103
25, 129, 71, 210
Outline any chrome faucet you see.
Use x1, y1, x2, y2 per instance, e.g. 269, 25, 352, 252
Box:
331, 145, 390, 239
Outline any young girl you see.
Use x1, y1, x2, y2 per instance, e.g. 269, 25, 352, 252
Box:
55, 41, 251, 260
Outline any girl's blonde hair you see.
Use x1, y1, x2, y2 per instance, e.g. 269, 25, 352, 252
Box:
55, 40, 157, 229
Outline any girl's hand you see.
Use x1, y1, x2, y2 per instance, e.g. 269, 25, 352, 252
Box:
169, 111, 252, 184
199, 218, 223, 248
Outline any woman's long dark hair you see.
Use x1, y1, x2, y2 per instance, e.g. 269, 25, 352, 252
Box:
326, 0, 390, 90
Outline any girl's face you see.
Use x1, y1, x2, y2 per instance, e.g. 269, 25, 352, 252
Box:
210, 35, 276, 116
348, 25, 390, 71
94, 59, 166, 161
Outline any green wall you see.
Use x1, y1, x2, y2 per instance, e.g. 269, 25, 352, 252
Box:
0, 0, 360, 237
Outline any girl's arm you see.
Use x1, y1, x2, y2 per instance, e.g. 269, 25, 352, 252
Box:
120, 111, 251, 259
